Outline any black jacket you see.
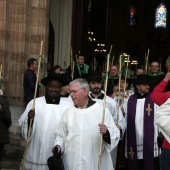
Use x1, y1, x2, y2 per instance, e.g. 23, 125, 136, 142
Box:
0, 95, 12, 144
24, 69, 39, 106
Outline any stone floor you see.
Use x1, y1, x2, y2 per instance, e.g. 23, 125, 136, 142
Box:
1, 135, 25, 170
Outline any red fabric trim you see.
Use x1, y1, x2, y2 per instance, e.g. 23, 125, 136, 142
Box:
27, 67, 35, 73
162, 138, 170, 149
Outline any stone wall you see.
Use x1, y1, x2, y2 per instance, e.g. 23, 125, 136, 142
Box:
0, 0, 49, 134
0, 0, 49, 106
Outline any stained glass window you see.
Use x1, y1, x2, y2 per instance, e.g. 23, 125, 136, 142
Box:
129, 5, 136, 26
155, 3, 167, 28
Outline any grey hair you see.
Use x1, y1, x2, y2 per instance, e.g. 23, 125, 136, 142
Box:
69, 78, 90, 93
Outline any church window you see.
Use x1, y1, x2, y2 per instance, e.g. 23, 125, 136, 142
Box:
155, 3, 167, 28
129, 5, 136, 26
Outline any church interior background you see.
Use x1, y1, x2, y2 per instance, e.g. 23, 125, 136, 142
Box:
0, 0, 169, 134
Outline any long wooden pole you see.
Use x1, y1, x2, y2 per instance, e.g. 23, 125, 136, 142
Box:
109, 45, 113, 55
71, 53, 76, 80
71, 61, 75, 79
111, 55, 114, 67
124, 55, 130, 93
113, 54, 122, 168
109, 45, 113, 69
117, 54, 122, 124
145, 49, 149, 74
22, 41, 43, 170
98, 54, 110, 170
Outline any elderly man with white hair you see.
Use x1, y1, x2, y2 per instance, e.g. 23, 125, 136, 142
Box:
53, 78, 120, 170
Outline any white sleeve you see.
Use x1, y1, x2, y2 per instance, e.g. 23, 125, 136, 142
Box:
118, 106, 127, 139
103, 108, 120, 152
18, 101, 33, 140
54, 110, 68, 154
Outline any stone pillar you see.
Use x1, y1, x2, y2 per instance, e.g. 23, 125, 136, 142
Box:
0, 0, 49, 133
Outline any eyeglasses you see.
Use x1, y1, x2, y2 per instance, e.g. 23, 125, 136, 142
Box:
69, 87, 84, 94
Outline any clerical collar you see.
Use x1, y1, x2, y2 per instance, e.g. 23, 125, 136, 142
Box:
136, 92, 148, 99
90, 93, 104, 99
45, 94, 60, 104
148, 72, 163, 76
75, 97, 96, 109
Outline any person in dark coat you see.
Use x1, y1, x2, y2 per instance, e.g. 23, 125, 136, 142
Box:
148, 61, 164, 92
107, 65, 119, 95
24, 58, 39, 107
0, 95, 12, 163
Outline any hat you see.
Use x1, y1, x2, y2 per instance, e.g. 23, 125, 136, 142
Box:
86, 70, 102, 82
41, 72, 64, 86
61, 73, 72, 86
133, 74, 151, 85
47, 147, 64, 170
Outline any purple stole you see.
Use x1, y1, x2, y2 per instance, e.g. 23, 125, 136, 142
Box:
127, 93, 154, 170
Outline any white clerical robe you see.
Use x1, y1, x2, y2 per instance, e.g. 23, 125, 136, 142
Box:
54, 102, 120, 170
125, 98, 160, 159
89, 91, 126, 139
18, 96, 72, 170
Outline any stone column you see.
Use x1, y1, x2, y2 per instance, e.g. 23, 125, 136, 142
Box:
0, 0, 49, 134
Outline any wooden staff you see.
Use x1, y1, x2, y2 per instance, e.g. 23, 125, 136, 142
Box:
70, 48, 74, 79
71, 61, 75, 79
109, 45, 113, 55
124, 55, 130, 93
113, 54, 123, 168
98, 54, 110, 170
109, 45, 113, 67
117, 54, 122, 124
111, 54, 114, 67
22, 41, 44, 170
145, 49, 149, 74
71, 53, 75, 80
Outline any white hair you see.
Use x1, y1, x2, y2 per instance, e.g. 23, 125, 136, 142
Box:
69, 78, 90, 93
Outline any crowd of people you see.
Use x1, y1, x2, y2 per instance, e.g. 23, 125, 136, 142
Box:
0, 55, 166, 170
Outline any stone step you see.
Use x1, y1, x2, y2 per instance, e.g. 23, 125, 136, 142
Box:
9, 134, 26, 148
2, 134, 26, 169
3, 144, 24, 158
